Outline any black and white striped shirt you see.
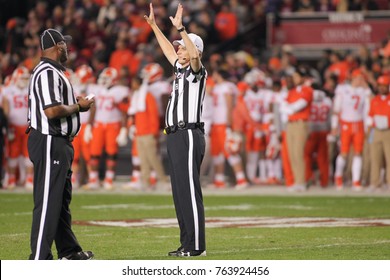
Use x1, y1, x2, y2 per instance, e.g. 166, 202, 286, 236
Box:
165, 60, 207, 127
28, 58, 80, 137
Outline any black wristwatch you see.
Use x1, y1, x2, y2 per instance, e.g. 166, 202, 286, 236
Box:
177, 26, 185, 33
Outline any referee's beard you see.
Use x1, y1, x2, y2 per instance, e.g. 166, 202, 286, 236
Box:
59, 47, 68, 64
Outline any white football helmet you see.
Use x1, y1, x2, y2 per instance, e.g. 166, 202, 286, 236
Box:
140, 63, 163, 83
12, 66, 30, 89
75, 64, 94, 85
98, 67, 118, 87
244, 68, 267, 88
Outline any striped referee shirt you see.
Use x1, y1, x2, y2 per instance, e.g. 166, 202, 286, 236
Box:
28, 58, 80, 137
165, 60, 207, 127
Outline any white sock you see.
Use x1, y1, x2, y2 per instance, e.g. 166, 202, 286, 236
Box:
246, 152, 258, 181
215, 173, 224, 183
258, 159, 267, 181
105, 170, 114, 181
132, 170, 140, 179
352, 156, 362, 183
266, 159, 275, 179
236, 171, 245, 181
273, 158, 282, 180
334, 155, 346, 178
18, 156, 26, 183
89, 171, 98, 182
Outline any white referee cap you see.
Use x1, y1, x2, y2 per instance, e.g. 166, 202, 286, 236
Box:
173, 33, 204, 53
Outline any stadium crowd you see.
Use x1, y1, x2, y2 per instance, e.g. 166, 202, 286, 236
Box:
0, 0, 390, 192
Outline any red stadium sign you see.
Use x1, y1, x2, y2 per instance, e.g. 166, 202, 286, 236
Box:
267, 11, 390, 49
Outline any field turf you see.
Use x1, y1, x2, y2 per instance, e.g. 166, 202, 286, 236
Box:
1, 189, 389, 260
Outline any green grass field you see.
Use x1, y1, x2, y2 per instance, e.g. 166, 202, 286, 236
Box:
1, 189, 390, 260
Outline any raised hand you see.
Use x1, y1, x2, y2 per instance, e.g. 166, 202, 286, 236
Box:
169, 3, 183, 29
144, 3, 156, 26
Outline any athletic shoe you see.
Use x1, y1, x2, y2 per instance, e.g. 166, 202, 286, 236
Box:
5, 178, 16, 190
253, 177, 267, 185
168, 246, 184, 256
173, 250, 206, 257
287, 184, 306, 192
334, 176, 343, 190
71, 177, 79, 189
235, 179, 249, 190
365, 186, 378, 193
149, 177, 157, 187
81, 183, 99, 190
25, 181, 34, 191
352, 181, 362, 192
213, 181, 226, 189
60, 251, 94, 260
267, 177, 280, 185
103, 179, 114, 190
122, 181, 142, 191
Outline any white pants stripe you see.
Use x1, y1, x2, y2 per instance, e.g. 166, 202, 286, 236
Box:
187, 130, 199, 250
34, 135, 52, 260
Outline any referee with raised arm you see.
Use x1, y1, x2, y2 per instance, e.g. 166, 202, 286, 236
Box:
28, 29, 94, 260
145, 3, 207, 257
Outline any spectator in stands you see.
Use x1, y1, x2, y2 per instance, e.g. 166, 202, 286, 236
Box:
196, 10, 219, 45
279, 0, 295, 14
326, 51, 350, 83
84, 21, 106, 53
316, 0, 336, 11
229, 0, 250, 31
109, 38, 136, 76
97, 0, 118, 28
214, 4, 238, 41
348, 0, 378, 11
295, 0, 316, 12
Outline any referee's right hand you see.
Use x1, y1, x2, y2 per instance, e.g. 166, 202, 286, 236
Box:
77, 96, 95, 112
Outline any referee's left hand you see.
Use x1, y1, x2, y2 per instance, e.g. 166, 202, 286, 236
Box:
76, 96, 94, 112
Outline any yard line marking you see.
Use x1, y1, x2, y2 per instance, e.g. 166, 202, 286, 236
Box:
81, 203, 313, 211
215, 240, 390, 254
82, 204, 257, 211
0, 212, 31, 216
82, 204, 174, 210
75, 217, 390, 228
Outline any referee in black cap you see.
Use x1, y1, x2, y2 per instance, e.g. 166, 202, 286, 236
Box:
145, 4, 207, 257
27, 29, 95, 260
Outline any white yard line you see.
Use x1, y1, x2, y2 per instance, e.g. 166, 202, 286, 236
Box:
79, 217, 390, 228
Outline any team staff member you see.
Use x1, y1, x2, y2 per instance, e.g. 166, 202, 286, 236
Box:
367, 75, 390, 191
284, 68, 313, 192
145, 3, 207, 257
27, 29, 94, 260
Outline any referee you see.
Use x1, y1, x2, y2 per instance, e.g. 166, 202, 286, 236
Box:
145, 3, 207, 257
28, 29, 94, 260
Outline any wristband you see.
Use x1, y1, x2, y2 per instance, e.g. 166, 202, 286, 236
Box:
76, 103, 81, 112
177, 26, 185, 33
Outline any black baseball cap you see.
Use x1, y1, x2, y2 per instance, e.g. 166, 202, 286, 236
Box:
40, 29, 72, 50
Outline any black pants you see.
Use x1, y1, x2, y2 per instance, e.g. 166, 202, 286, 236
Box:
28, 129, 82, 260
167, 128, 206, 251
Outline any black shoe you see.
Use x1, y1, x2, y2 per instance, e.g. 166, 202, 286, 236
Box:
175, 250, 206, 257
60, 251, 94, 260
168, 246, 184, 256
